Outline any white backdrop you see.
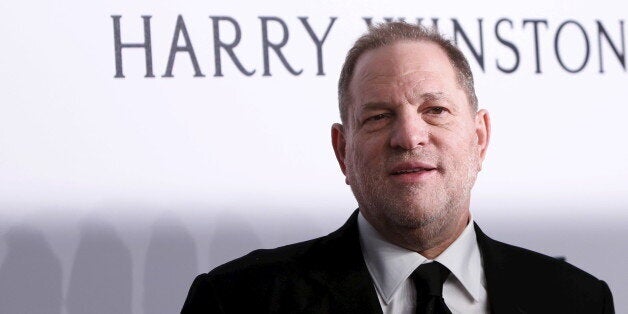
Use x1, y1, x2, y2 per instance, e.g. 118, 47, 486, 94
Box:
1, 0, 627, 313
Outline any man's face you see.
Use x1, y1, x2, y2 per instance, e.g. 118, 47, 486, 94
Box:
332, 40, 490, 236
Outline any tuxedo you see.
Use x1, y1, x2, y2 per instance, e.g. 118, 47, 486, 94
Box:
181, 211, 614, 313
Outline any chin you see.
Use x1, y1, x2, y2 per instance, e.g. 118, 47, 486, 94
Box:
386, 206, 443, 229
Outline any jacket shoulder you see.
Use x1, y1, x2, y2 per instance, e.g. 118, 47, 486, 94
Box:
208, 236, 322, 280
488, 237, 602, 284
182, 212, 366, 313
182, 235, 339, 313
476, 225, 614, 313
208, 211, 361, 281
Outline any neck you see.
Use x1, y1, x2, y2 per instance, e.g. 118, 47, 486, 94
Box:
364, 209, 470, 259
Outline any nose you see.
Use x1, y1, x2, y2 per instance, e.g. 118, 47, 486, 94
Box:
389, 111, 429, 150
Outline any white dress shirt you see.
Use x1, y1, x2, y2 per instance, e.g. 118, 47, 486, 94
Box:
357, 212, 489, 314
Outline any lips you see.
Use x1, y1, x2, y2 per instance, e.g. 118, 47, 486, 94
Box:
390, 162, 437, 175
392, 168, 432, 174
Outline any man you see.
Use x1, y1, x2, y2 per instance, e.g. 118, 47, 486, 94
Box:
182, 22, 614, 313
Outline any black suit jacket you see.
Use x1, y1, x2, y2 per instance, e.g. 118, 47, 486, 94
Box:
181, 211, 614, 313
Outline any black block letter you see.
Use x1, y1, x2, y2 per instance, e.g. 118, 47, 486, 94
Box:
163, 15, 205, 78
211, 16, 255, 77
299, 17, 337, 76
260, 17, 303, 76
112, 15, 154, 78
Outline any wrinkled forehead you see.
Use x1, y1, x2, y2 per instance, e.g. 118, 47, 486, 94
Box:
353, 41, 457, 82
348, 41, 461, 106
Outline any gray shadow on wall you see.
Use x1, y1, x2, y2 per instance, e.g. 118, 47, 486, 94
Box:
0, 226, 63, 314
143, 214, 198, 314
207, 211, 263, 270
66, 220, 132, 314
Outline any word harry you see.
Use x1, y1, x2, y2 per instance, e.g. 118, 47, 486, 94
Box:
112, 15, 336, 78
112, 15, 627, 78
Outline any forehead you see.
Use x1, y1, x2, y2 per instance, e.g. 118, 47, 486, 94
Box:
349, 40, 460, 104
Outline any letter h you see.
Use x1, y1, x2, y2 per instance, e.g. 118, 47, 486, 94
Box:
112, 15, 154, 78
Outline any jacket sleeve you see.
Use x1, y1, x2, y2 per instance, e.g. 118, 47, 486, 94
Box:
601, 280, 614, 314
181, 274, 225, 314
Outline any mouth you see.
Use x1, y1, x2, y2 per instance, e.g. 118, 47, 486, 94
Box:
390, 162, 437, 174
389, 162, 438, 182
391, 168, 434, 175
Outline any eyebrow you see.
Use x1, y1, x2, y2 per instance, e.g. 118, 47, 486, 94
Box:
360, 91, 449, 110
420, 91, 446, 102
360, 102, 390, 111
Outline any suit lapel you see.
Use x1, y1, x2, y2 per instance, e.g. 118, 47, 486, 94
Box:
301, 210, 383, 314
474, 223, 526, 314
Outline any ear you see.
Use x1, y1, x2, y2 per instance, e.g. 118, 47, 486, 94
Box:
331, 123, 349, 182
474, 109, 491, 167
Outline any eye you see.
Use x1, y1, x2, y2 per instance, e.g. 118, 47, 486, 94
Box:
365, 113, 391, 123
422, 105, 452, 125
426, 106, 447, 115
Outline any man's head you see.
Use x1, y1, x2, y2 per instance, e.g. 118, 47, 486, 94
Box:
337, 22, 479, 125
331, 22, 491, 254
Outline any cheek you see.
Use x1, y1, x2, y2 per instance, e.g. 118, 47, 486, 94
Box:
353, 133, 385, 155
346, 141, 385, 177
438, 131, 478, 165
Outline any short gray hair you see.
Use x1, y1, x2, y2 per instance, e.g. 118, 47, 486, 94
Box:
338, 22, 478, 124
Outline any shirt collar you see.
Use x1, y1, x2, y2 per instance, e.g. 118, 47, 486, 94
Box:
357, 211, 483, 304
